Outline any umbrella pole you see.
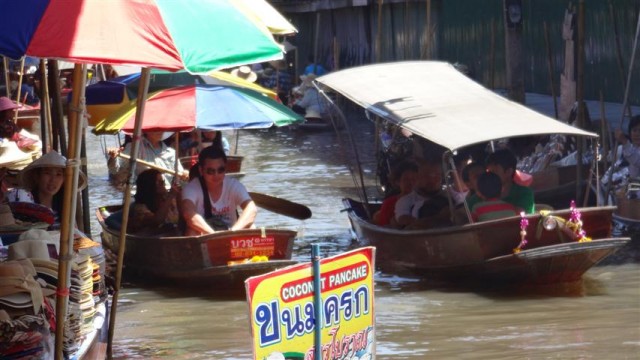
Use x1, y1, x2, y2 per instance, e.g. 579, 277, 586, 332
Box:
39, 59, 51, 152
13, 57, 25, 122
107, 67, 151, 359
2, 57, 10, 98
54, 63, 87, 360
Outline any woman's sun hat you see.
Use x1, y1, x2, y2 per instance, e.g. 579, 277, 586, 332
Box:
0, 140, 32, 170
230, 65, 258, 83
18, 151, 87, 192
0, 96, 18, 112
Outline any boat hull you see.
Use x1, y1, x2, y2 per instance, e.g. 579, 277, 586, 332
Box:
97, 206, 296, 284
343, 198, 628, 285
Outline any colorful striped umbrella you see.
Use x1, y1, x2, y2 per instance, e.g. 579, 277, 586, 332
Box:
93, 84, 303, 134
0, 0, 283, 73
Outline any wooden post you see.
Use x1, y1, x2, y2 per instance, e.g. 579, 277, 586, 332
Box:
376, 0, 384, 63
575, 0, 586, 204
313, 12, 320, 74
503, 0, 525, 104
490, 18, 496, 89
543, 21, 559, 119
609, 1, 633, 119
54, 63, 87, 360
39, 59, 50, 152
48, 60, 67, 155
2, 57, 10, 98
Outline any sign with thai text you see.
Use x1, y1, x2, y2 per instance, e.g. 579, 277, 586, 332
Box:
230, 236, 275, 258
246, 247, 375, 360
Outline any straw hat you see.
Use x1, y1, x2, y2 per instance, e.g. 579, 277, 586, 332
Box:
0, 96, 18, 112
0, 204, 16, 227
19, 151, 87, 192
0, 141, 32, 169
230, 65, 258, 83
305, 108, 322, 120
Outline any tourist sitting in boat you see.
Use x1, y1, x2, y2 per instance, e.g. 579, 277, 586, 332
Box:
475, 149, 534, 214
614, 115, 640, 198
107, 131, 189, 187
181, 145, 257, 235
395, 159, 450, 229
7, 151, 87, 226
459, 161, 486, 211
471, 172, 518, 222
372, 160, 418, 226
127, 169, 179, 235
290, 74, 327, 120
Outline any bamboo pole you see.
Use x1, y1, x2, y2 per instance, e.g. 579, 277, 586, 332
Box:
543, 21, 559, 119
54, 63, 87, 360
600, 91, 610, 186
48, 60, 67, 155
425, 0, 431, 59
107, 67, 152, 359
2, 57, 10, 98
13, 57, 25, 123
39, 59, 50, 152
609, 1, 633, 119
575, 0, 585, 204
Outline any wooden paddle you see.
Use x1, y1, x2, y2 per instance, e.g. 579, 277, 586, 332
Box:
116, 153, 313, 220
248, 192, 312, 220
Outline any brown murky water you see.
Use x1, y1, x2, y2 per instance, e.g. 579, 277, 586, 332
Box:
85, 119, 640, 359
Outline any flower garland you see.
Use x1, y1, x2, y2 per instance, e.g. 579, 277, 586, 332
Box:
514, 201, 591, 254
566, 200, 592, 243
514, 211, 528, 253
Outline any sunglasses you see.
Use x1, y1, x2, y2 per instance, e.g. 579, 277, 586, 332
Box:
203, 166, 226, 175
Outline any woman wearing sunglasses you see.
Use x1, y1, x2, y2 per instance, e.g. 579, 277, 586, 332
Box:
180, 145, 257, 235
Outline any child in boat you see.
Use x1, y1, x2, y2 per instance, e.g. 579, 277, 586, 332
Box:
372, 160, 418, 226
482, 149, 534, 214
128, 169, 179, 234
461, 161, 485, 206
471, 172, 518, 222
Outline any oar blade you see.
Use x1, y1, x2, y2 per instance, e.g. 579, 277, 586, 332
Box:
249, 192, 312, 220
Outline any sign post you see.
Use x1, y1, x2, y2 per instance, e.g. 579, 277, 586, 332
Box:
246, 247, 376, 359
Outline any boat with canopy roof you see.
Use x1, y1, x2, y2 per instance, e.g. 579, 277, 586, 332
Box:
317, 61, 629, 285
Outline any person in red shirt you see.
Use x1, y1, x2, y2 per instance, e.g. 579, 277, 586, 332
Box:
373, 161, 418, 226
471, 172, 518, 222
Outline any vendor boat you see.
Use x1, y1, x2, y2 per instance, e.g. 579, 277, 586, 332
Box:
96, 205, 297, 285
317, 61, 630, 286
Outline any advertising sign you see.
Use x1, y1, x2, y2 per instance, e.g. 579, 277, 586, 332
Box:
246, 247, 376, 360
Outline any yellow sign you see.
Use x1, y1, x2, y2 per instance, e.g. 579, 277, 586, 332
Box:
245, 247, 376, 360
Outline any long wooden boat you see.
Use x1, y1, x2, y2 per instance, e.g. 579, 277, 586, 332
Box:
96, 205, 296, 284
317, 61, 630, 286
343, 199, 628, 284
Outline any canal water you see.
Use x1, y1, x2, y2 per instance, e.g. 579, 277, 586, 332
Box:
83, 114, 640, 359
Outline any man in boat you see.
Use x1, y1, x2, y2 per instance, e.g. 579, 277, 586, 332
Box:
107, 131, 189, 188
181, 145, 257, 235
479, 149, 535, 214
394, 159, 450, 229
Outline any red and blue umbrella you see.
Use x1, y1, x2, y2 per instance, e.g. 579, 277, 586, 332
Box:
0, 0, 283, 73
93, 84, 303, 134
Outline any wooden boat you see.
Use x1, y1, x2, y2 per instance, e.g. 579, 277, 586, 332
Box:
530, 164, 599, 208
96, 205, 297, 284
343, 199, 627, 283
317, 61, 630, 286
180, 155, 245, 178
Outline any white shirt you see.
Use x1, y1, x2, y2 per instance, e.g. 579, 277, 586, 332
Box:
181, 176, 251, 227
